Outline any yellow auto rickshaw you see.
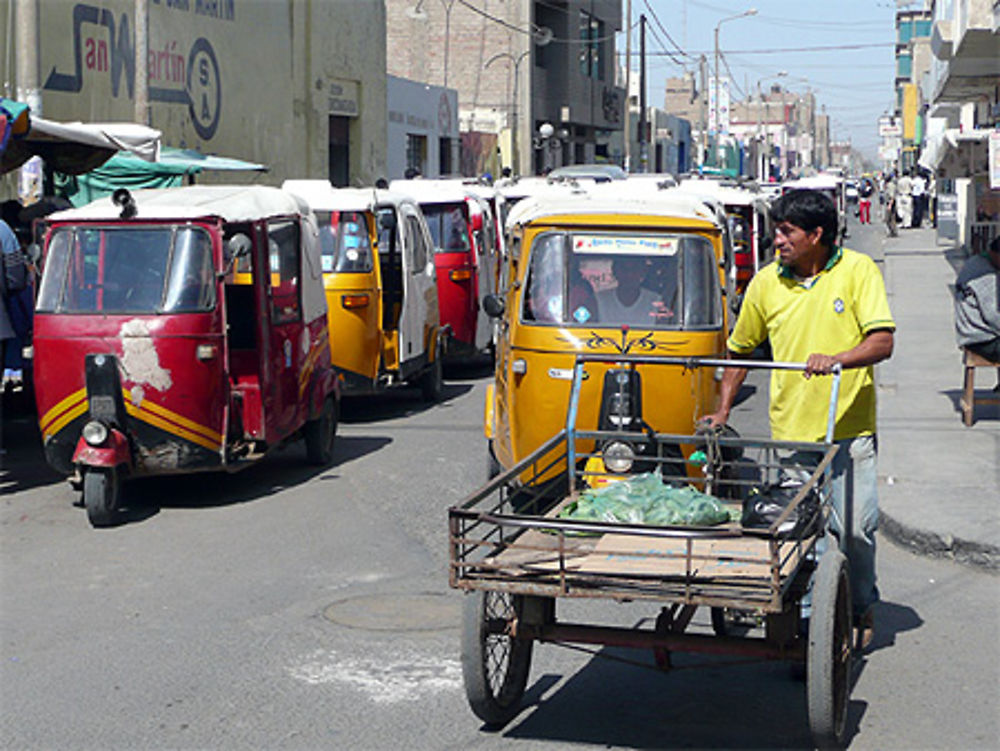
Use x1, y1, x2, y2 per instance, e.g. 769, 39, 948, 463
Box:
482, 189, 732, 480
282, 181, 444, 400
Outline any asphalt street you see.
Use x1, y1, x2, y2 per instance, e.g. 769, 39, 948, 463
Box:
1, 211, 997, 750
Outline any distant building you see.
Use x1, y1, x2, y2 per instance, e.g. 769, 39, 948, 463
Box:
386, 77, 459, 180
1, 0, 388, 193
385, 0, 625, 176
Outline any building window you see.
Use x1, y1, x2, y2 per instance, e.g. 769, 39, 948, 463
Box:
579, 11, 602, 79
406, 134, 427, 176
439, 137, 452, 175
897, 53, 912, 79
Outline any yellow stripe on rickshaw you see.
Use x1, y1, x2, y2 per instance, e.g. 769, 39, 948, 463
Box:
123, 391, 223, 444
123, 402, 221, 452
43, 400, 89, 440
39, 387, 87, 434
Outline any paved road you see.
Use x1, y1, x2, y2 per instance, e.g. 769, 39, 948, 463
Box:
1, 213, 997, 750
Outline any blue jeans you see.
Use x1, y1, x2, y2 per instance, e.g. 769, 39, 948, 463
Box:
795, 435, 880, 619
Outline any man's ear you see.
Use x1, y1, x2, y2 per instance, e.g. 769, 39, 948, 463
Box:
809, 225, 825, 246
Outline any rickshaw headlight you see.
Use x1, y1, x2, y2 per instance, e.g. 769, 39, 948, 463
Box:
82, 420, 109, 447
602, 441, 635, 474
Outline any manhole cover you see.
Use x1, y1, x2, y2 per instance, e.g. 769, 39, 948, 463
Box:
323, 592, 460, 631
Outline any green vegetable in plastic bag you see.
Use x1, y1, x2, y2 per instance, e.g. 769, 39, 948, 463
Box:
558, 472, 734, 527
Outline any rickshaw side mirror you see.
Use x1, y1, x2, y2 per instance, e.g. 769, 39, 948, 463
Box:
483, 293, 505, 318
222, 233, 253, 276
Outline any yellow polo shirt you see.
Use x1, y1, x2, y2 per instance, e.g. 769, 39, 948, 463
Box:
727, 247, 895, 442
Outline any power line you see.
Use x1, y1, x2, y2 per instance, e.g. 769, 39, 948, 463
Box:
633, 41, 895, 56
641, 0, 694, 61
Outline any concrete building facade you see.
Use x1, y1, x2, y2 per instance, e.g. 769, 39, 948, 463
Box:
1, 0, 387, 195
385, 0, 625, 176
386, 75, 459, 180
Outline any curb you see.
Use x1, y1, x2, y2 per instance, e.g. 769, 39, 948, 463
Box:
880, 510, 1000, 573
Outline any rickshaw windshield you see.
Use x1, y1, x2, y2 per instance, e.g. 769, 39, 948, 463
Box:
423, 204, 470, 254
522, 230, 722, 330
315, 210, 374, 273
36, 225, 216, 314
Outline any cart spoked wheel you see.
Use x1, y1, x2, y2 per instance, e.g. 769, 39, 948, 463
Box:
83, 467, 122, 528
304, 396, 338, 466
807, 548, 853, 749
461, 590, 533, 728
420, 342, 444, 403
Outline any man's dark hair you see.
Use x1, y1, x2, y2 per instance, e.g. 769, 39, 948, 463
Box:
769, 189, 839, 248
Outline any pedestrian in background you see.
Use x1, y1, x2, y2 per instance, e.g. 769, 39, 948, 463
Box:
884, 172, 899, 237
704, 189, 895, 648
911, 171, 927, 228
858, 178, 874, 224
896, 170, 913, 229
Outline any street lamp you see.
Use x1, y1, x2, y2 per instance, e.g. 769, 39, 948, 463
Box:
713, 8, 757, 160
485, 50, 531, 177
408, 0, 457, 88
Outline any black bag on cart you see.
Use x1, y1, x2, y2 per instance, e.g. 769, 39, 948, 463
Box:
741, 478, 821, 538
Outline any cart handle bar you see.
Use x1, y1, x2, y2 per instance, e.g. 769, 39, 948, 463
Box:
567, 355, 842, 448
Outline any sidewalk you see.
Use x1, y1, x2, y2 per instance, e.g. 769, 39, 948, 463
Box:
876, 226, 1000, 570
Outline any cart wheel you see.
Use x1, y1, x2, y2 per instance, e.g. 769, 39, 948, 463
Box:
419, 342, 444, 403
807, 548, 853, 748
83, 467, 122, 528
461, 590, 533, 728
304, 397, 338, 466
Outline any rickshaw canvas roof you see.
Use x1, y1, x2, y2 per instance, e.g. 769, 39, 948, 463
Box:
674, 180, 769, 210
389, 178, 476, 204
48, 185, 308, 223
281, 181, 415, 214
505, 189, 720, 232
781, 174, 842, 192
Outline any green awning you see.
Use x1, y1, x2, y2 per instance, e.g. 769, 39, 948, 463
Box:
55, 147, 268, 206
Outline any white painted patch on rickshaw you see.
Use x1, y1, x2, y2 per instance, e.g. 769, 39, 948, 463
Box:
288, 649, 461, 703
119, 319, 172, 391
130, 385, 145, 406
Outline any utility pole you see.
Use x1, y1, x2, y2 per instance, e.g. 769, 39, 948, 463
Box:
638, 14, 647, 173
699, 54, 707, 168
623, 0, 631, 172
134, 0, 149, 125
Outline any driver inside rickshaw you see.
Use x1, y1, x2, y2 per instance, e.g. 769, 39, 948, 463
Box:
595, 255, 675, 326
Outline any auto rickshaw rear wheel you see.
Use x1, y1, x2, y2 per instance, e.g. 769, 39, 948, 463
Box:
304, 396, 338, 466
83, 467, 122, 528
419, 342, 444, 403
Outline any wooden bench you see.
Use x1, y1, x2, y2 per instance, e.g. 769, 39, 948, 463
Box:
960, 348, 1000, 426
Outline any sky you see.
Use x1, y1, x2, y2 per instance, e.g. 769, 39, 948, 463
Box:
618, 0, 905, 160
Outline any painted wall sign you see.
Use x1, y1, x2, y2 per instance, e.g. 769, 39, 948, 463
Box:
42, 2, 229, 139
328, 80, 359, 117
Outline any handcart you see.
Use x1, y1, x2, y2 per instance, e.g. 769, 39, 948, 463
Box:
449, 356, 853, 748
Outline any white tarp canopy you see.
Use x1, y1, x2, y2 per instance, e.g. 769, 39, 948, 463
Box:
1, 98, 161, 175
919, 128, 992, 179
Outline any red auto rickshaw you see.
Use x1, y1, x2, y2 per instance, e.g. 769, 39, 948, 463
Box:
32, 186, 339, 526
390, 179, 497, 360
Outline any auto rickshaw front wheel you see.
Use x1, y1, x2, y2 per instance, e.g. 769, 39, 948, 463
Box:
304, 396, 338, 466
83, 467, 122, 528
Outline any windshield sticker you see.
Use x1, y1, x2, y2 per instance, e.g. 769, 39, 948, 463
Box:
573, 306, 592, 323
573, 235, 678, 256
321, 256, 334, 272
